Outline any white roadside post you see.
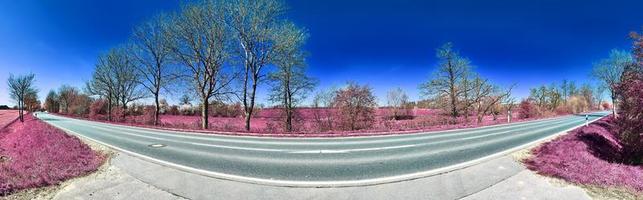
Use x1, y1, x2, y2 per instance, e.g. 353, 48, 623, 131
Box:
507, 110, 512, 123
585, 114, 589, 127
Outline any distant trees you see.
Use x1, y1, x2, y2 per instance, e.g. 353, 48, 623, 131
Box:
333, 82, 377, 131
44, 90, 60, 113
7, 73, 37, 122
592, 49, 634, 117
58, 85, 78, 114
267, 23, 316, 132
526, 79, 605, 116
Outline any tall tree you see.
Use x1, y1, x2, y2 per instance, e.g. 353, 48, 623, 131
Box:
7, 73, 37, 122
420, 42, 472, 119
131, 14, 175, 126
268, 22, 316, 132
592, 49, 634, 117
227, 0, 288, 131
167, 0, 234, 129
86, 53, 117, 121
109, 47, 146, 110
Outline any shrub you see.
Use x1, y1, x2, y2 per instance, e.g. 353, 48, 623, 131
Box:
518, 99, 536, 119
89, 99, 107, 120
614, 65, 643, 164
111, 107, 125, 122
333, 82, 377, 131
141, 106, 156, 125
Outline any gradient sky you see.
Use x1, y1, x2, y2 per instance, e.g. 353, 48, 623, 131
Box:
1, 0, 642, 106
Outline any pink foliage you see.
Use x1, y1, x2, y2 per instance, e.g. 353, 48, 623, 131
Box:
89, 99, 106, 120
518, 99, 536, 119
525, 116, 643, 192
615, 66, 643, 164
0, 115, 103, 196
0, 110, 19, 129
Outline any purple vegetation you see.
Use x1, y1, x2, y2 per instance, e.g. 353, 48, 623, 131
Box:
525, 116, 643, 192
0, 115, 104, 196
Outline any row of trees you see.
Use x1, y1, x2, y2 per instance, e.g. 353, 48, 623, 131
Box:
84, 0, 316, 131
526, 80, 605, 116
419, 43, 514, 124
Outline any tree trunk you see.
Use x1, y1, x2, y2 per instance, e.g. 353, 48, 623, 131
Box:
611, 92, 618, 118
19, 100, 24, 122
154, 95, 160, 126
201, 97, 209, 129
245, 77, 258, 131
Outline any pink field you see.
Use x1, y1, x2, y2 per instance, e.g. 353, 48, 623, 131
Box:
525, 116, 643, 193
69, 108, 562, 137
0, 114, 104, 196
0, 110, 19, 129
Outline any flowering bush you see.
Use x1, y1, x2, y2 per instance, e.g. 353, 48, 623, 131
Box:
0, 115, 103, 196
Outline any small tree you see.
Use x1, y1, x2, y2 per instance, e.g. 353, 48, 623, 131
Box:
7, 73, 37, 122
333, 82, 377, 131
58, 85, 79, 114
311, 88, 337, 132
386, 87, 409, 120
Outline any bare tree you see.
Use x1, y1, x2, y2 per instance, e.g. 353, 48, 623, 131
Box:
131, 14, 175, 125
333, 82, 377, 131
58, 85, 79, 114
167, 0, 234, 129
86, 53, 117, 121
420, 42, 472, 119
268, 22, 316, 132
109, 47, 146, 110
7, 73, 37, 122
592, 49, 634, 117
227, 0, 288, 131
386, 87, 409, 120
311, 88, 337, 132
44, 90, 60, 113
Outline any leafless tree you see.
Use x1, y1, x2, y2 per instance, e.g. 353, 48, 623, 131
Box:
420, 42, 472, 119
109, 47, 146, 110
86, 53, 117, 121
58, 85, 79, 114
131, 14, 176, 125
7, 73, 37, 122
386, 87, 409, 120
268, 22, 316, 132
227, 0, 288, 131
592, 49, 634, 117
167, 0, 234, 129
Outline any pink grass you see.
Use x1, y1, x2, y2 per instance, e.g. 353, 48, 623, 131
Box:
0, 110, 19, 129
525, 116, 643, 192
0, 114, 104, 196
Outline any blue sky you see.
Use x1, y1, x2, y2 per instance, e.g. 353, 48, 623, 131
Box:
1, 0, 642, 106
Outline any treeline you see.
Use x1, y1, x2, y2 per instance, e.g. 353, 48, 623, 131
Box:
520, 80, 606, 118
45, 0, 317, 132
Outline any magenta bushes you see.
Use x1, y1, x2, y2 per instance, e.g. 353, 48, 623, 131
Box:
525, 116, 643, 192
0, 115, 104, 196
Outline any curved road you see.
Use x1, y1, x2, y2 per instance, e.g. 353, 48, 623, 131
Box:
37, 112, 606, 187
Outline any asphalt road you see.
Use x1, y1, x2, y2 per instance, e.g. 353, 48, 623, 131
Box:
37, 112, 606, 186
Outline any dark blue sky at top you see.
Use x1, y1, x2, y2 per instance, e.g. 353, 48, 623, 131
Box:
0, 0, 642, 106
